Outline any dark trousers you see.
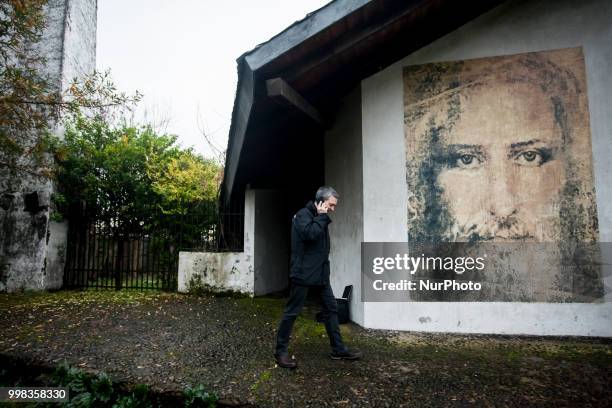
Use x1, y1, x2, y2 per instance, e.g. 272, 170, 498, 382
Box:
275, 281, 348, 356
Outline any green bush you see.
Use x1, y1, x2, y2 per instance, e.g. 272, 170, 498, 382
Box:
52, 362, 114, 407
46, 362, 217, 407
111, 384, 152, 408
183, 384, 218, 408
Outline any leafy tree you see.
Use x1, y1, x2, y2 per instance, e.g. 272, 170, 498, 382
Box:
54, 115, 169, 229
1, 0, 50, 146
147, 148, 224, 251
148, 148, 222, 214
52, 114, 223, 287
2, 0, 223, 257
0, 0, 141, 183
52, 114, 222, 233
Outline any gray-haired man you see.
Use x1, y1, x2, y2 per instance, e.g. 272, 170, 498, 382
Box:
274, 186, 362, 368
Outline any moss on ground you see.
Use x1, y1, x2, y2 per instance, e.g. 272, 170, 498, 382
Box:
0, 289, 175, 309
1, 290, 610, 407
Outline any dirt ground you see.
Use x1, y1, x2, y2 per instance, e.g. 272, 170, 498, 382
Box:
0, 290, 610, 407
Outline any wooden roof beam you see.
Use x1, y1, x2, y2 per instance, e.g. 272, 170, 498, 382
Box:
266, 77, 325, 126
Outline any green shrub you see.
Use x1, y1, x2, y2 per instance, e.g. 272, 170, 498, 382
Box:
183, 384, 218, 407
52, 362, 115, 407
27, 362, 218, 407
112, 384, 152, 408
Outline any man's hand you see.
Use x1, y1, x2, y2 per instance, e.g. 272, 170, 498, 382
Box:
315, 200, 329, 214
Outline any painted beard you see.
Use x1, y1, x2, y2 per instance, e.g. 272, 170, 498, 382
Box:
407, 184, 563, 244
436, 204, 562, 243
407, 193, 595, 301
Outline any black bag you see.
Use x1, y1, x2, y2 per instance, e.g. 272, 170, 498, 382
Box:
316, 285, 353, 324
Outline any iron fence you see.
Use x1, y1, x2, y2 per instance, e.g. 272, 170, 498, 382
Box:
63, 201, 244, 290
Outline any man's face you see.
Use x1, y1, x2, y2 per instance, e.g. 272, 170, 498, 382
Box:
325, 196, 338, 213
436, 83, 564, 241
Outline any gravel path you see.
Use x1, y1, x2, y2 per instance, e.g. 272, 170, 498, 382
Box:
0, 290, 610, 407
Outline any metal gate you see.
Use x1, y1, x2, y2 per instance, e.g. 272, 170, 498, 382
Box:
63, 200, 244, 290
64, 211, 181, 290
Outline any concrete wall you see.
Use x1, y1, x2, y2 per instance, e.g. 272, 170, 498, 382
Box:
1, 1, 68, 290
42, 219, 68, 290
0, 0, 97, 292
47, 0, 97, 290
253, 190, 289, 295
360, 0, 612, 336
33, 0, 97, 93
178, 251, 254, 294
0, 193, 50, 291
178, 190, 256, 294
325, 87, 365, 325
179, 188, 294, 296
61, 0, 98, 91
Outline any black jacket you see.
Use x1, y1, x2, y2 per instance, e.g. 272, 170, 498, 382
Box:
289, 200, 332, 286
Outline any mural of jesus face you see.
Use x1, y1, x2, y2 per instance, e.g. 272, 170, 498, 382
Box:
404, 47, 598, 246
403, 48, 602, 302
436, 82, 564, 242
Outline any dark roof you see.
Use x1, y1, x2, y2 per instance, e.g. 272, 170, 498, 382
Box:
221, 0, 503, 204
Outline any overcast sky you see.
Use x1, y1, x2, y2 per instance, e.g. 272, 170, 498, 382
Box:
96, 0, 331, 159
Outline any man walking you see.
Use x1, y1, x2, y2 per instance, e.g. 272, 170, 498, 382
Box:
274, 186, 362, 368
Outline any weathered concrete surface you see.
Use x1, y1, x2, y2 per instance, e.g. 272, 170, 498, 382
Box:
360, 0, 612, 335
325, 87, 365, 326
178, 189, 256, 295
0, 193, 49, 292
43, 220, 68, 290
178, 251, 254, 295
179, 188, 292, 296
0, 0, 97, 292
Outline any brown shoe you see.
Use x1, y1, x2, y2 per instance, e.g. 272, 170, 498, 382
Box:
330, 349, 362, 360
275, 354, 297, 368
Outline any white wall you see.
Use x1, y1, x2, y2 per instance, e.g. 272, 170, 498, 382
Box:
61, 0, 97, 91
43, 220, 68, 290
178, 189, 256, 295
178, 251, 253, 294
179, 188, 291, 296
325, 87, 365, 325
361, 0, 612, 336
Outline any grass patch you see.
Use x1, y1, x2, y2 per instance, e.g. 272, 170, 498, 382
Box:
0, 290, 177, 310
234, 296, 284, 320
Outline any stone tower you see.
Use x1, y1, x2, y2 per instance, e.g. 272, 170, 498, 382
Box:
0, 0, 98, 292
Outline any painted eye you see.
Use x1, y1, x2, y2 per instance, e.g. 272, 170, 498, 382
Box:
445, 147, 485, 169
515, 150, 543, 166
460, 154, 474, 165
454, 153, 481, 169
522, 151, 537, 161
